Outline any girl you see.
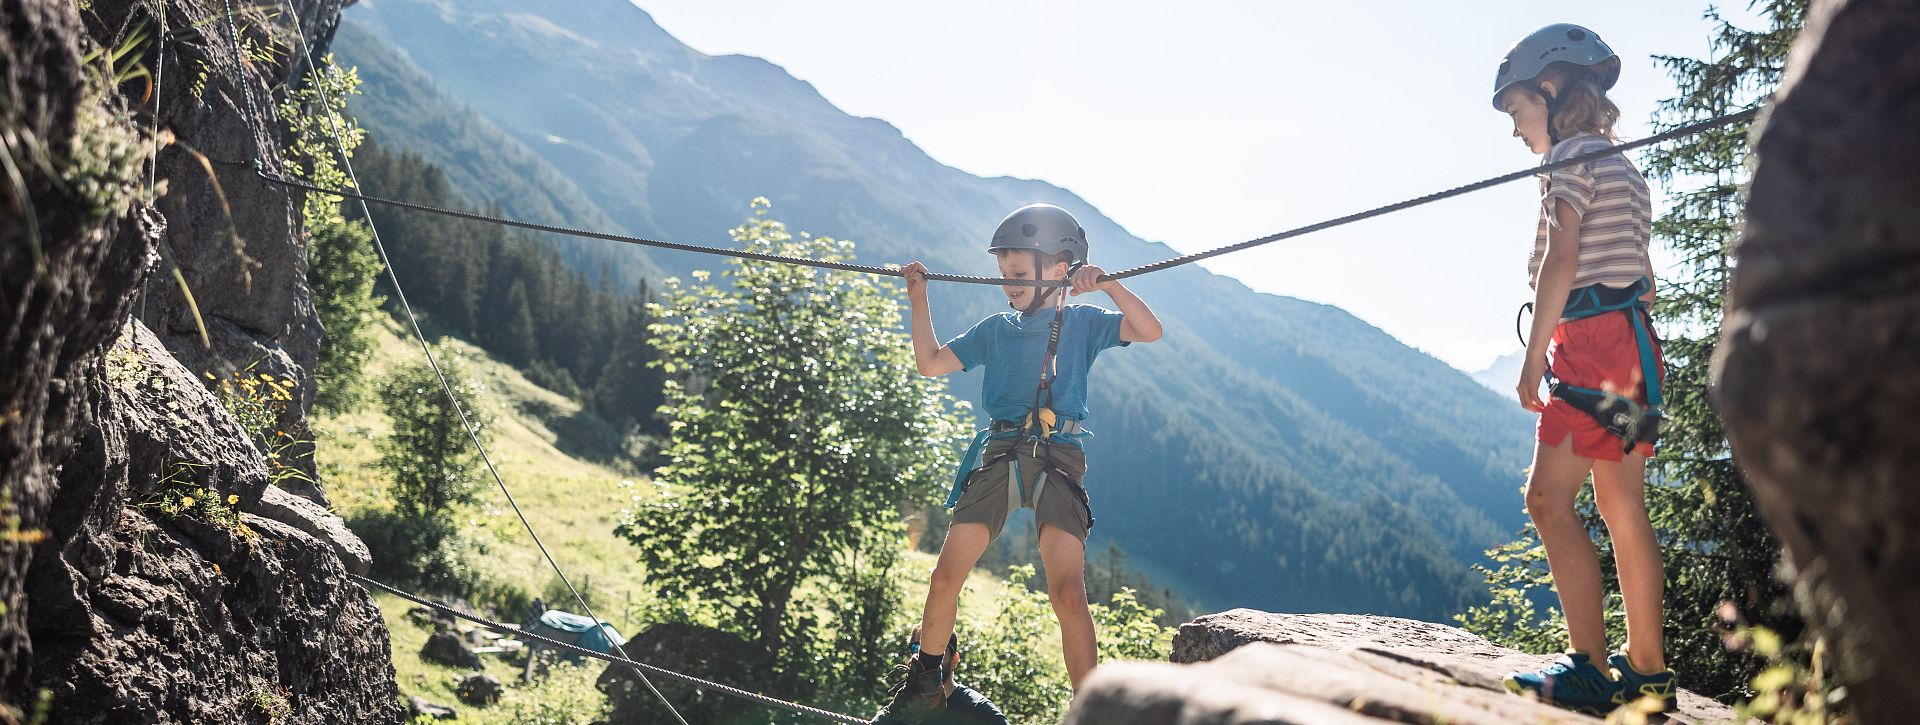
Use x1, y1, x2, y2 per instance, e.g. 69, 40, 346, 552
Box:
1492, 24, 1677, 715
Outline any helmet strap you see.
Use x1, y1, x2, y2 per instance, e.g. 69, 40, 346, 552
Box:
1016, 250, 1070, 315
1539, 66, 1588, 145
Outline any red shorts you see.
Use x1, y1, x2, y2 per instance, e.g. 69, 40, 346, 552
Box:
1537, 312, 1665, 462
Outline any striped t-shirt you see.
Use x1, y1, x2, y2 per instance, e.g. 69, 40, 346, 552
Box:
1527, 133, 1653, 291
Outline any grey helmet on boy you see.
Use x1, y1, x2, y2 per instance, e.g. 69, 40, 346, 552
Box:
989, 203, 1089, 265
1491, 23, 1621, 110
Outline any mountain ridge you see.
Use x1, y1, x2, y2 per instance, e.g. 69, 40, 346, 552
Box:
334, 0, 1534, 619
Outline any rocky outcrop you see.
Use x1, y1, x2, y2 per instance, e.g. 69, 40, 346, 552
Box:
84, 0, 346, 504
3, 0, 399, 721
1, 0, 157, 705
1065, 610, 1739, 724
1716, 0, 1920, 721
27, 323, 400, 723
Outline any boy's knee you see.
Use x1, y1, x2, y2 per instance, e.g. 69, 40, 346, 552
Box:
929, 561, 970, 596
1046, 576, 1088, 609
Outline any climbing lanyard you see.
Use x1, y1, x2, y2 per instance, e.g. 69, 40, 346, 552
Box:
1023, 264, 1079, 444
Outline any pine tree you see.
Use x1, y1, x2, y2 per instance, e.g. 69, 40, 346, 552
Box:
1636, 0, 1809, 698
500, 279, 537, 366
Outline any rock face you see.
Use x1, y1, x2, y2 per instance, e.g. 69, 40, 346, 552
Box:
2, 0, 399, 721
87, 0, 342, 504
1716, 0, 1920, 722
0, 0, 154, 700
1065, 610, 1739, 725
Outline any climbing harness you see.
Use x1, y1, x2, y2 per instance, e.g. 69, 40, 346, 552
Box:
1519, 277, 1664, 454
944, 269, 1095, 531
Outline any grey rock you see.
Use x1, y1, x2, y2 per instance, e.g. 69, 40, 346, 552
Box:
251, 483, 371, 575
457, 672, 503, 705
1067, 610, 1741, 725
409, 695, 459, 720
423, 631, 485, 670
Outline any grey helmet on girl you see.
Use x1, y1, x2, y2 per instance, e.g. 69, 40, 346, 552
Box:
1491, 23, 1620, 110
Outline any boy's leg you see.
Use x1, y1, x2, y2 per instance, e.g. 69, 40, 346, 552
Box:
919, 522, 994, 657
1592, 451, 1666, 673
1524, 437, 1609, 657
1038, 524, 1096, 689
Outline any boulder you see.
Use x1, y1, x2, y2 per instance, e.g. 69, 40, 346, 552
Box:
1065, 610, 1740, 724
423, 631, 485, 670
599, 622, 762, 725
408, 696, 458, 720
457, 672, 503, 706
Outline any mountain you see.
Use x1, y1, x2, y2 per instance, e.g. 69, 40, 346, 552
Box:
1471, 350, 1526, 396
332, 0, 1534, 620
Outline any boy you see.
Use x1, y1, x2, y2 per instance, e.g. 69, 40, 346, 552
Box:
883, 203, 1162, 719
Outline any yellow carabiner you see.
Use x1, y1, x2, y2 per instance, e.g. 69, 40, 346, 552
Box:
1027, 407, 1057, 436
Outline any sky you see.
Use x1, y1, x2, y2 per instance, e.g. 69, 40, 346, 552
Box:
632, 1, 1765, 372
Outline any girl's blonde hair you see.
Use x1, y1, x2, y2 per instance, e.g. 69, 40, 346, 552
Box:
1541, 64, 1621, 141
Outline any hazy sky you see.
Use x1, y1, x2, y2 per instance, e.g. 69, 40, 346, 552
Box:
632, 1, 1764, 371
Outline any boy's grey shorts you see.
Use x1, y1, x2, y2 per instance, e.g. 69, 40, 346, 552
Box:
950, 439, 1092, 541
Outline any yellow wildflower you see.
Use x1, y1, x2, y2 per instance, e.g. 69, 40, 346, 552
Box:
227, 494, 239, 505
179, 496, 195, 509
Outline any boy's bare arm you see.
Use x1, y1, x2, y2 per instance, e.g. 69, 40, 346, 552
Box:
904, 262, 964, 376
1070, 265, 1163, 343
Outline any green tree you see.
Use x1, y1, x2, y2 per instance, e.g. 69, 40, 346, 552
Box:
308, 215, 384, 411
281, 56, 385, 412
1461, 2, 1810, 702
370, 351, 490, 590
615, 200, 968, 702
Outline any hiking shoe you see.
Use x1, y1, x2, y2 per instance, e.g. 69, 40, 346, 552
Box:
873, 658, 944, 722
1504, 651, 1622, 715
1609, 652, 1678, 713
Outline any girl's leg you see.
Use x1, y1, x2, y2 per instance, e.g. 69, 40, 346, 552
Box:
1037, 524, 1096, 688
1525, 436, 1609, 657
919, 522, 993, 657
1592, 451, 1667, 672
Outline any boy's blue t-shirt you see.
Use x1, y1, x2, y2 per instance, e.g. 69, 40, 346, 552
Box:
945, 304, 1129, 432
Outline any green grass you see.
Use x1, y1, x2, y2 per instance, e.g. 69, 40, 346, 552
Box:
320, 317, 1040, 721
